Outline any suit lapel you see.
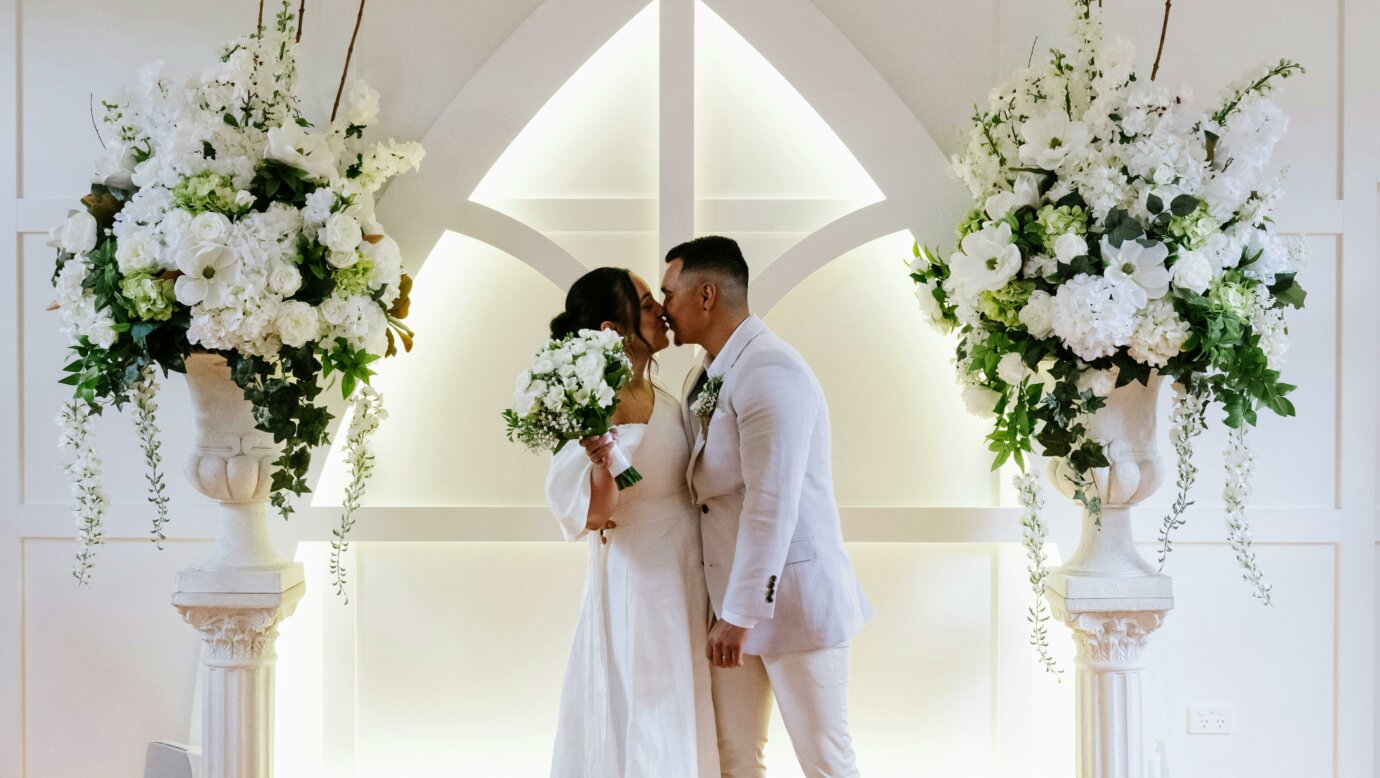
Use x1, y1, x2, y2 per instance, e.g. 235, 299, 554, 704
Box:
684, 365, 707, 501
684, 317, 769, 495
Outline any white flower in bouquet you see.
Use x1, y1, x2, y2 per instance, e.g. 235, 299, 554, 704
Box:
1128, 299, 1191, 367
53, 211, 98, 255
504, 329, 644, 490
1018, 110, 1091, 170
1051, 273, 1139, 361
1169, 249, 1217, 294
173, 244, 237, 306
1101, 236, 1171, 306
265, 122, 339, 181
947, 221, 1022, 297
320, 212, 363, 253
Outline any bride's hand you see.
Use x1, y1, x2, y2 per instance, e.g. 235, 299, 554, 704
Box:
579, 430, 619, 471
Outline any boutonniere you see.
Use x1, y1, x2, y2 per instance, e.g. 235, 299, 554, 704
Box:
690, 375, 723, 434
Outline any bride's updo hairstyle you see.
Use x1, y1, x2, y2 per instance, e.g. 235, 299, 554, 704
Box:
550, 267, 654, 375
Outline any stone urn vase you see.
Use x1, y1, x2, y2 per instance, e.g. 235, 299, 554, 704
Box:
1045, 373, 1175, 778
171, 353, 305, 778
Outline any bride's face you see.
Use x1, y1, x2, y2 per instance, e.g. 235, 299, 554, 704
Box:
629, 273, 670, 356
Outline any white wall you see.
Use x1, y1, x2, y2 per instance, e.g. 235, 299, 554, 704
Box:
1, 1, 1375, 777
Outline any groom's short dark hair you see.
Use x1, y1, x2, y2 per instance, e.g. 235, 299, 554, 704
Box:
665, 236, 749, 297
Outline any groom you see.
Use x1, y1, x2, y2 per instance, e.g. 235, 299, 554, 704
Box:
661, 236, 872, 777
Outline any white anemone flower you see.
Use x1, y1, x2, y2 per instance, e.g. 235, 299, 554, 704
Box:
1018, 110, 1091, 171
1100, 236, 1171, 307
174, 244, 237, 307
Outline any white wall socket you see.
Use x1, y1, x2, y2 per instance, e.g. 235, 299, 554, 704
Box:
1187, 704, 1236, 734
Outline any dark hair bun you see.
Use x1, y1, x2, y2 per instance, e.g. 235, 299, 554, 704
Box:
549, 311, 576, 340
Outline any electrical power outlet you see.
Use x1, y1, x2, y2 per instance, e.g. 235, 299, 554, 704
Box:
1187, 705, 1236, 734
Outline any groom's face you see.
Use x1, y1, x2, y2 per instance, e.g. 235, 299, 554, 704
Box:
660, 259, 700, 347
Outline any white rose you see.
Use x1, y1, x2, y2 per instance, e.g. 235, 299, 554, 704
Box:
320, 213, 363, 253
276, 301, 320, 347
961, 385, 1001, 419
997, 352, 1028, 386
57, 211, 98, 254
1170, 250, 1215, 294
190, 212, 232, 245
1076, 369, 1116, 398
234, 190, 256, 210
268, 263, 303, 296
1018, 290, 1056, 338
319, 297, 349, 326
326, 249, 360, 269
264, 123, 339, 181
1053, 232, 1088, 264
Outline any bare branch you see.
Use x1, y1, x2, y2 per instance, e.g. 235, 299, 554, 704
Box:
331, 0, 367, 123
1151, 0, 1173, 81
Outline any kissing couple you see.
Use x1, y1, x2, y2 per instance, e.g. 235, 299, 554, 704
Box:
544, 235, 872, 777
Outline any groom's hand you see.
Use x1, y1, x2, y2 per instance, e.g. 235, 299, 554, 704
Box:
706, 619, 750, 668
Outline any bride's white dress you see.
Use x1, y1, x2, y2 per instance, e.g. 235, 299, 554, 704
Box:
544, 384, 719, 778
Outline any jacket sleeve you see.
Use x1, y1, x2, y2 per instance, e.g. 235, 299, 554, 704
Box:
722, 349, 819, 621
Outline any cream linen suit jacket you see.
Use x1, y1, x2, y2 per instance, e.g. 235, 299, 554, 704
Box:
681, 316, 871, 656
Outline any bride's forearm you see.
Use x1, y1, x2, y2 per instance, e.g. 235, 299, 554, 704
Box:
586, 465, 619, 526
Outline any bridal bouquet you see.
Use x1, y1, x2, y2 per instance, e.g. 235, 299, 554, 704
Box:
51, 1, 423, 582
504, 329, 644, 489
910, 0, 1305, 669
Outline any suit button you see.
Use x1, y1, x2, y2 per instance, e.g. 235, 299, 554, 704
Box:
701, 505, 709, 514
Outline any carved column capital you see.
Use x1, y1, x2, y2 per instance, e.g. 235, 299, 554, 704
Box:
1062, 610, 1168, 671
176, 603, 297, 668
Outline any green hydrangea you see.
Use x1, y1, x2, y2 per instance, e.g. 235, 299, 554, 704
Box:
173, 171, 247, 215
956, 207, 986, 240
1034, 204, 1088, 251
1168, 202, 1219, 249
119, 272, 176, 321
977, 279, 1035, 328
1208, 277, 1255, 319
334, 257, 375, 296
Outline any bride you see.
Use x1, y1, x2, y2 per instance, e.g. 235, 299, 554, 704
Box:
544, 267, 719, 777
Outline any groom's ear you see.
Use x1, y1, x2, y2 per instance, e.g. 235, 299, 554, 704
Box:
699, 280, 717, 311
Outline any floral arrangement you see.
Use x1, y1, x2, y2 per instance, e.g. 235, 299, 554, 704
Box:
504, 329, 644, 489
909, 0, 1305, 671
51, 1, 423, 583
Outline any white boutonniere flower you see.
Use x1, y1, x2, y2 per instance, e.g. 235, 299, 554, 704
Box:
691, 374, 723, 434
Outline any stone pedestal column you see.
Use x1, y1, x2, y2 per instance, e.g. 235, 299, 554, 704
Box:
1047, 375, 1175, 778
172, 354, 305, 778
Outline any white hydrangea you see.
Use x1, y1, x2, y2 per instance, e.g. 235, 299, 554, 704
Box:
1050, 273, 1140, 361
1128, 299, 1191, 367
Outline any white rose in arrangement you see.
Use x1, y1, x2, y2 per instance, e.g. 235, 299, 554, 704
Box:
265, 123, 339, 181
1170, 249, 1216, 294
961, 384, 1001, 419
1101, 236, 1171, 307
190, 211, 233, 244
326, 249, 360, 269
275, 300, 320, 348
1052, 232, 1088, 264
1017, 290, 1056, 339
55, 211, 99, 254
1075, 368, 1116, 398
914, 281, 947, 325
319, 296, 349, 326
320, 213, 363, 253
174, 244, 237, 307
997, 352, 1028, 386
1018, 110, 1091, 171
267, 262, 303, 296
